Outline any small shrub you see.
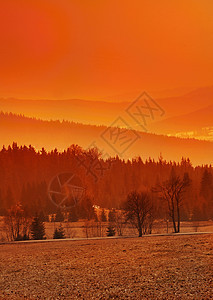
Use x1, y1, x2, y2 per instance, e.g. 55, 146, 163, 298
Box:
53, 224, 65, 239
107, 225, 116, 237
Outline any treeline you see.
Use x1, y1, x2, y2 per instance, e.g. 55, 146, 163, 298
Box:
0, 143, 212, 221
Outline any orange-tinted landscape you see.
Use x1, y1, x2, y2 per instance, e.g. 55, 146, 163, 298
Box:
0, 1, 213, 165
0, 1, 213, 299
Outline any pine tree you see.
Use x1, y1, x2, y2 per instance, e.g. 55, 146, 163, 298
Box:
53, 228, 59, 239
53, 224, 65, 239
31, 216, 46, 240
106, 225, 116, 236
200, 169, 212, 200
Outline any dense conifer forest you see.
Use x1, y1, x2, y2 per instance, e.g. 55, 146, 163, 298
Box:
0, 143, 212, 221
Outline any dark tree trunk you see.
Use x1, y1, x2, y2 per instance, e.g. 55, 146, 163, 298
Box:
177, 201, 180, 233
137, 215, 142, 237
172, 212, 177, 233
171, 198, 178, 233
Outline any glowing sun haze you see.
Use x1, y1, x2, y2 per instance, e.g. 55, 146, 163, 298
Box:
0, 0, 213, 100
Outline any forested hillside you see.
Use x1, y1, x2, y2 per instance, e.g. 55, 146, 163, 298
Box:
0, 143, 212, 221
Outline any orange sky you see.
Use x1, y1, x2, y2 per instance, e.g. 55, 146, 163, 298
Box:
0, 0, 213, 100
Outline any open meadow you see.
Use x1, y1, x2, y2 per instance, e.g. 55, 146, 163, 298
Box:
0, 234, 212, 299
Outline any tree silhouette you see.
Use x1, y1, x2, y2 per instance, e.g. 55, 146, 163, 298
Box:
123, 191, 152, 237
200, 169, 212, 200
4, 203, 31, 241
31, 216, 46, 240
53, 224, 65, 239
106, 225, 116, 236
154, 169, 190, 233
0, 143, 212, 222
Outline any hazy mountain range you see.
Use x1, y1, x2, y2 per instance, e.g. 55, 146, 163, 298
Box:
0, 86, 212, 140
0, 111, 212, 166
0, 86, 212, 165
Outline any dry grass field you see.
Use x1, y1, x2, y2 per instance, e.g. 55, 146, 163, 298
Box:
0, 234, 212, 299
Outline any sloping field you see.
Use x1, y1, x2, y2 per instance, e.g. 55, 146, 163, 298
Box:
0, 234, 212, 299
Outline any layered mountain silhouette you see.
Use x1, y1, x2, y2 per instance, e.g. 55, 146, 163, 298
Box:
149, 105, 213, 136
0, 86, 212, 139
0, 111, 212, 166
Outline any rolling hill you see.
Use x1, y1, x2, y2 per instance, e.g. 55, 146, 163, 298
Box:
0, 112, 212, 166
149, 105, 213, 137
0, 86, 212, 134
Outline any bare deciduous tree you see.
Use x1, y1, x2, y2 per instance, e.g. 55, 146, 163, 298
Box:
142, 211, 155, 235
64, 223, 76, 238
154, 170, 190, 233
83, 219, 104, 238
4, 203, 31, 241
123, 191, 152, 237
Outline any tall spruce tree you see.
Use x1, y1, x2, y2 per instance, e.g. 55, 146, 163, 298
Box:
31, 216, 46, 240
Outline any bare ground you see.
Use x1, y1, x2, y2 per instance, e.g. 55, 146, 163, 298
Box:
0, 234, 212, 299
